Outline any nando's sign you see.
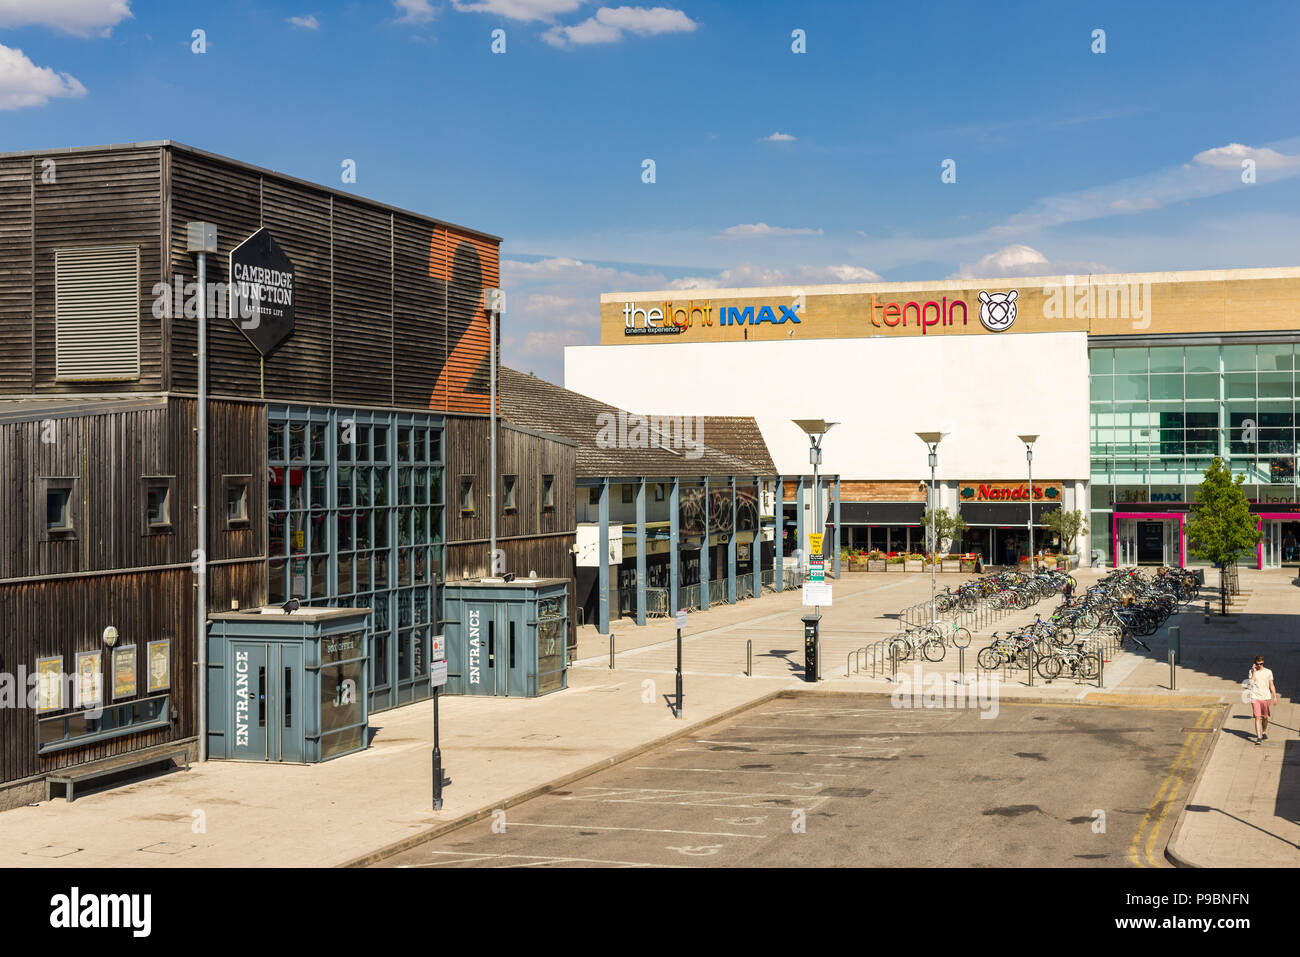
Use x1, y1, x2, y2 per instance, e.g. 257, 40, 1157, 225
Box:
960, 481, 1062, 502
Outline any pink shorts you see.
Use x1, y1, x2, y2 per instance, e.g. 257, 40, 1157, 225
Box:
1251, 699, 1272, 719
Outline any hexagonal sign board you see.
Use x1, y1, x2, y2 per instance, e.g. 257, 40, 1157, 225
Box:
228, 228, 295, 357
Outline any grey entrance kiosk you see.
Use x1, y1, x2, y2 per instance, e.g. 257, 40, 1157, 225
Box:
206, 606, 371, 762
442, 579, 569, 697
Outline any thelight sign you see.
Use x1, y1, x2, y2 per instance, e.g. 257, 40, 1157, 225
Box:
623, 299, 801, 336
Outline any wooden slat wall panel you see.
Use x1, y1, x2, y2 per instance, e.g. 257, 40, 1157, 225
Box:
0, 159, 33, 386
260, 179, 333, 404
6, 149, 164, 394
167, 150, 262, 395
0, 398, 265, 580
0, 560, 262, 784
393, 216, 447, 409
331, 199, 393, 405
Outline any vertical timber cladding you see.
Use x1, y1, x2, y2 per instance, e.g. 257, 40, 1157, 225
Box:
0, 147, 164, 395
0, 157, 33, 387
443, 415, 577, 649
0, 561, 262, 785
0, 398, 264, 582
166, 144, 500, 412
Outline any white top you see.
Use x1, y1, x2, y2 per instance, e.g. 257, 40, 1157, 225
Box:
1246, 666, 1275, 700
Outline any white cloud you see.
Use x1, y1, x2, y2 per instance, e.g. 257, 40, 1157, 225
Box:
287, 14, 319, 29
667, 262, 882, 289
1192, 142, 1300, 171
393, 0, 435, 24
452, 0, 583, 22
949, 244, 1109, 280
714, 222, 824, 240
0, 0, 131, 37
999, 140, 1300, 233
762, 132, 796, 142
0, 44, 87, 110
543, 5, 696, 47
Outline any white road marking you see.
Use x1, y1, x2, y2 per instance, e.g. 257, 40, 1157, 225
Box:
509, 822, 765, 839
569, 785, 830, 810
410, 850, 675, 868
667, 845, 722, 856
633, 766, 849, 778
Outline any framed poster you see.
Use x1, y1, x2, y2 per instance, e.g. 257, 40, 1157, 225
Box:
147, 639, 171, 693
112, 644, 137, 700
37, 656, 64, 713
75, 650, 103, 709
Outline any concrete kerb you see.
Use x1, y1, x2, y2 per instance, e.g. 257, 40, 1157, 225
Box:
1163, 703, 1237, 869
338, 687, 786, 868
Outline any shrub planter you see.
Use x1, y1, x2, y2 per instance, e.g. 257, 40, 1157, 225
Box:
941, 559, 961, 573
905, 561, 923, 573
867, 559, 887, 572
959, 559, 978, 573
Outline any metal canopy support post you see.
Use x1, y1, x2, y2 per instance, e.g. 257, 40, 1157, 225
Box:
832, 476, 841, 578
752, 475, 762, 600
670, 478, 680, 616
701, 476, 710, 611
728, 476, 737, 604
635, 477, 647, 627
796, 475, 806, 575
598, 477, 610, 634
774, 475, 785, 591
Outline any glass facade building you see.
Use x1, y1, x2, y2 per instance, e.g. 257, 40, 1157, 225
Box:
1090, 341, 1300, 567
266, 405, 445, 711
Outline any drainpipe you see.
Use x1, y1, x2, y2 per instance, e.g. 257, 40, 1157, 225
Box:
188, 223, 217, 762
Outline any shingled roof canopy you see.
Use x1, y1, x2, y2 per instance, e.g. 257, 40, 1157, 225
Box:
498, 367, 775, 479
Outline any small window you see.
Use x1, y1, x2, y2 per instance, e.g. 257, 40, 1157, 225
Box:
459, 476, 475, 513
225, 476, 250, 526
621, 484, 633, 504
588, 487, 600, 505
542, 474, 555, 509
47, 488, 72, 531
502, 475, 517, 512
655, 483, 665, 502
146, 483, 171, 530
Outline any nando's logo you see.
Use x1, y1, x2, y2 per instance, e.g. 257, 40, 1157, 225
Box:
623, 299, 802, 336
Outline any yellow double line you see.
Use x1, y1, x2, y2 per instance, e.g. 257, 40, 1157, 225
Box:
1128, 707, 1215, 867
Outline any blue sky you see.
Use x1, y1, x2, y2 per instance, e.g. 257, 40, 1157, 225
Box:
3, 0, 1299, 382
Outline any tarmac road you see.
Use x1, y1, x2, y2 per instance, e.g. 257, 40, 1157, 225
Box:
376, 692, 1222, 868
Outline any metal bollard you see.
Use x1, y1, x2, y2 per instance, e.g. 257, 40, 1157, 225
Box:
959, 644, 966, 684
890, 644, 898, 682
609, 633, 615, 670
1097, 646, 1104, 689
1028, 646, 1034, 688
747, 639, 753, 677
1169, 648, 1176, 691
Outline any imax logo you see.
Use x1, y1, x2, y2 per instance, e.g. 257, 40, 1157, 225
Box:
718, 305, 802, 326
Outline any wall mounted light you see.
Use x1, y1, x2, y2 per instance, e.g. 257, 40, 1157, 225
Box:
102, 625, 119, 647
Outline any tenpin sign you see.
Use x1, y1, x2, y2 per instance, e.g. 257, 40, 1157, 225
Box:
228, 228, 296, 357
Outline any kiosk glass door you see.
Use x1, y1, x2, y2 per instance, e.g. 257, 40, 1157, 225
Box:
1116, 518, 1180, 566
228, 641, 302, 762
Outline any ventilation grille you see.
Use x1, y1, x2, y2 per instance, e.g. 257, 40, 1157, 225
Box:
56, 244, 140, 380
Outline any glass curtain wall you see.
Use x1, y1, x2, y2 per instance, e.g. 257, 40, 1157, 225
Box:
1090, 343, 1298, 564
267, 406, 445, 711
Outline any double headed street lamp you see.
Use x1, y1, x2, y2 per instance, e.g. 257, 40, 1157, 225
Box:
793, 419, 838, 573
916, 432, 947, 625
1018, 434, 1039, 571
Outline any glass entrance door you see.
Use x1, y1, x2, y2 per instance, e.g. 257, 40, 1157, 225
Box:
229, 642, 299, 761
1263, 520, 1300, 567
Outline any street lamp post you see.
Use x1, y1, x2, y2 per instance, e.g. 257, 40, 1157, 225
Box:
1018, 434, 1039, 571
793, 420, 838, 576
916, 432, 946, 625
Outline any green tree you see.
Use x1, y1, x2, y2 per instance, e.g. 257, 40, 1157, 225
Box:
1042, 508, 1088, 557
919, 507, 968, 559
1184, 457, 1261, 614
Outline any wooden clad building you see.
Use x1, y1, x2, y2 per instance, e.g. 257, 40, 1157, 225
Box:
0, 141, 575, 806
